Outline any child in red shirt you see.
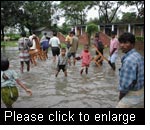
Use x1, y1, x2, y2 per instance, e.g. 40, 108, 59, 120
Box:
76, 45, 92, 75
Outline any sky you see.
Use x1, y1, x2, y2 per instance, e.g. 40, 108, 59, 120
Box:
57, 4, 138, 26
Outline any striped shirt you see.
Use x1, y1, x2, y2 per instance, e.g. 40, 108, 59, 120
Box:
118, 49, 144, 93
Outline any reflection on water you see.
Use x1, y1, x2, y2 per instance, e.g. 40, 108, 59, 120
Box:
1, 47, 127, 108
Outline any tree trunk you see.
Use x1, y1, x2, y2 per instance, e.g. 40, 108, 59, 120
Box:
1, 25, 5, 41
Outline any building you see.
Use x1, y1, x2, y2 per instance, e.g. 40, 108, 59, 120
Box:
34, 27, 53, 38
74, 22, 144, 37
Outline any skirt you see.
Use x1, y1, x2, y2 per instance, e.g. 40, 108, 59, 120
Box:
1, 86, 19, 108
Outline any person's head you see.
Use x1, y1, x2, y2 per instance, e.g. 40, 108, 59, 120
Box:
95, 35, 99, 41
84, 44, 89, 51
53, 31, 57, 36
118, 32, 135, 53
70, 31, 75, 36
1, 57, 9, 71
44, 32, 47, 36
69, 31, 72, 36
111, 31, 116, 38
21, 31, 26, 37
32, 31, 36, 35
61, 48, 66, 56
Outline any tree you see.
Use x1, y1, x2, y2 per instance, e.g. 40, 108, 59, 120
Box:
20, 1, 55, 34
1, 1, 60, 37
1, 1, 24, 40
125, 1, 144, 18
87, 1, 125, 23
121, 12, 137, 23
86, 23, 99, 45
124, 1, 144, 22
59, 1, 91, 26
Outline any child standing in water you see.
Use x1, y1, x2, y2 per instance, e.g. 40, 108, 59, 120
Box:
1, 57, 32, 108
76, 45, 92, 75
55, 48, 68, 77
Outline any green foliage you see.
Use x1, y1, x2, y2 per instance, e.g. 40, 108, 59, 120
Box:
7, 34, 20, 41
1, 41, 17, 47
59, 1, 92, 25
59, 23, 71, 35
121, 12, 137, 23
86, 23, 99, 45
86, 23, 98, 36
60, 43, 67, 48
135, 36, 144, 42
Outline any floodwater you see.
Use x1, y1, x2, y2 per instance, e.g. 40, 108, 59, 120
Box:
1, 47, 144, 108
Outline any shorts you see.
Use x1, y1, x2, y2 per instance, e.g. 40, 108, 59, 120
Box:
67, 52, 76, 59
1, 86, 19, 107
57, 65, 66, 72
108, 52, 118, 63
51, 47, 60, 56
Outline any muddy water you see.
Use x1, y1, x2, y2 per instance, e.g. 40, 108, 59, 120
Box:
1, 47, 124, 108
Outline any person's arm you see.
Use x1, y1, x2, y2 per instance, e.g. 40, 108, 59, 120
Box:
119, 92, 126, 100
110, 39, 118, 56
110, 48, 117, 56
57, 38, 61, 48
118, 61, 137, 100
49, 38, 52, 47
15, 79, 32, 96
76, 39, 79, 51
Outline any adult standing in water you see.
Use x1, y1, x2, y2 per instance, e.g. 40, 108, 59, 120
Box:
116, 32, 144, 108
67, 31, 79, 66
108, 31, 119, 70
49, 31, 61, 62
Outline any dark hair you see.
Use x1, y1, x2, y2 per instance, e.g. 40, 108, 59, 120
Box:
53, 32, 57, 36
70, 31, 75, 35
118, 32, 135, 44
95, 32, 99, 37
61, 47, 66, 51
111, 31, 116, 35
1, 57, 9, 71
21, 31, 26, 37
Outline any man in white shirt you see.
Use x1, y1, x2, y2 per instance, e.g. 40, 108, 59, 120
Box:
49, 32, 61, 62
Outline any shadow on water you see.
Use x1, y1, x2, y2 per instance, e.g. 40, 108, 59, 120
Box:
1, 47, 144, 108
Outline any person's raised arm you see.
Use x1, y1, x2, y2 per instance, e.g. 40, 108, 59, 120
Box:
15, 79, 32, 96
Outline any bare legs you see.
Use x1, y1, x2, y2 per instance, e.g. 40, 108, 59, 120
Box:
80, 66, 88, 75
20, 61, 30, 73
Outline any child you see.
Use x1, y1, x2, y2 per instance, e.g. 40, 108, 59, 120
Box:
1, 57, 32, 108
18, 31, 31, 73
76, 45, 92, 75
94, 35, 104, 65
55, 48, 68, 77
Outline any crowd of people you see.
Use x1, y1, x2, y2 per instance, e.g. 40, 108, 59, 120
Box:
1, 30, 144, 108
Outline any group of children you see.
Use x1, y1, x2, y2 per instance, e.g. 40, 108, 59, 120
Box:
1, 44, 91, 108
1, 32, 101, 108
55, 44, 92, 77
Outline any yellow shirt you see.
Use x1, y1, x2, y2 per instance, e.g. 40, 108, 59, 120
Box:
65, 35, 72, 43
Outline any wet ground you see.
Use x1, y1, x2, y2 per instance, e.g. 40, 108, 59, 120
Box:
1, 47, 144, 108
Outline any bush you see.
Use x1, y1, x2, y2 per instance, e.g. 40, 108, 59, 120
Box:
86, 23, 99, 45
7, 34, 20, 41
135, 36, 144, 42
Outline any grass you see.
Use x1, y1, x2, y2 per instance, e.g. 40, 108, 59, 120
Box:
1, 41, 18, 47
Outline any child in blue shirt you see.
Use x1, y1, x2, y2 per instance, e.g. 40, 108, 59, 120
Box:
1, 57, 32, 108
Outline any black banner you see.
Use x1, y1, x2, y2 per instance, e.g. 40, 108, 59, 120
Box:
0, 108, 145, 125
